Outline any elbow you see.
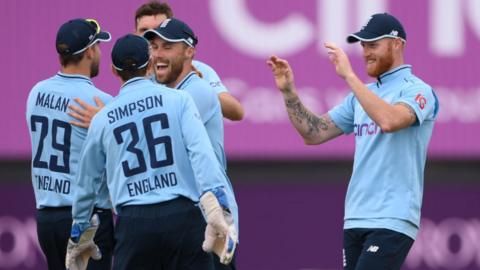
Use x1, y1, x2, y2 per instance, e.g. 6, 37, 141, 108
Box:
226, 110, 244, 121
378, 121, 401, 133
232, 109, 245, 121
303, 137, 324, 145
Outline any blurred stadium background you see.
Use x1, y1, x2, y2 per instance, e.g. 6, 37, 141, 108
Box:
1, 0, 479, 269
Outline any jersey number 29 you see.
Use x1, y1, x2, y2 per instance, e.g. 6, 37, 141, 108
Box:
30, 115, 71, 173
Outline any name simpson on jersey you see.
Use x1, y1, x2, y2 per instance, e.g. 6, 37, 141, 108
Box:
107, 95, 163, 124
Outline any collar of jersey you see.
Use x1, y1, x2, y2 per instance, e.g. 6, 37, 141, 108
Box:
57, 72, 93, 85
377, 65, 412, 85
119, 77, 150, 94
174, 71, 196, 90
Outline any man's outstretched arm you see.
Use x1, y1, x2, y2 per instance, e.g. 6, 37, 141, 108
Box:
267, 55, 343, 144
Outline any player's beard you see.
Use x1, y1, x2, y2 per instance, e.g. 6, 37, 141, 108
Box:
366, 43, 394, 78
90, 59, 100, 78
155, 56, 185, 86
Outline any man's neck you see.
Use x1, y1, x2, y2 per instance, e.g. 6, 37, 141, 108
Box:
61, 65, 91, 78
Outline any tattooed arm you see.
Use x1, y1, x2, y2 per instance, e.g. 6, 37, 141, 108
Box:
284, 94, 343, 144
267, 55, 343, 145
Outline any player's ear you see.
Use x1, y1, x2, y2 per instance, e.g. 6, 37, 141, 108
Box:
84, 45, 95, 60
393, 38, 403, 50
146, 58, 153, 73
111, 65, 119, 77
185, 46, 195, 59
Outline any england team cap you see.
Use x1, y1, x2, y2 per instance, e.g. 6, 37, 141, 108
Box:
143, 18, 198, 47
111, 34, 150, 71
347, 13, 406, 43
56, 18, 111, 55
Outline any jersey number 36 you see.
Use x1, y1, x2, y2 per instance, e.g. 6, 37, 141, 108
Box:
113, 113, 174, 177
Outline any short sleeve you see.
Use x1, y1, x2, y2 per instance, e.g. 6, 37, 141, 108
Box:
193, 60, 228, 94
395, 86, 439, 125
328, 93, 356, 134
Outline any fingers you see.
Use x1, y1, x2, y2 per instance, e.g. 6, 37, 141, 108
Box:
74, 98, 95, 111
68, 98, 103, 128
324, 41, 338, 51
93, 97, 105, 109
69, 120, 89, 129
220, 232, 237, 265
89, 245, 102, 261
68, 111, 89, 128
202, 225, 217, 252
68, 104, 86, 117
267, 55, 287, 66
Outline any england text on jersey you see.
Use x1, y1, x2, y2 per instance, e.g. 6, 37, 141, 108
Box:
126, 172, 178, 197
35, 92, 70, 112
34, 174, 71, 194
107, 95, 163, 124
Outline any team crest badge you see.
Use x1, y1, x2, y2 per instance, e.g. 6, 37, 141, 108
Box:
415, 93, 427, 110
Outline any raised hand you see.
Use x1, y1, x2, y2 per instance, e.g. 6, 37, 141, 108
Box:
324, 42, 355, 80
266, 55, 295, 94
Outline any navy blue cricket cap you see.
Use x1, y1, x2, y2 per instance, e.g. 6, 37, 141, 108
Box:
347, 13, 406, 43
143, 18, 198, 47
111, 34, 150, 71
56, 18, 111, 55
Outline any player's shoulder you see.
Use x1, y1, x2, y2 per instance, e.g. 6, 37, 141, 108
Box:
27, 74, 59, 102
30, 74, 59, 90
192, 60, 214, 72
402, 73, 434, 95
186, 74, 214, 91
90, 86, 113, 101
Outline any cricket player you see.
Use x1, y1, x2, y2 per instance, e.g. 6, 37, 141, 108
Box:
25, 18, 114, 270
268, 13, 439, 270
134, 1, 244, 121
143, 18, 240, 270
68, 1, 244, 126
66, 34, 237, 270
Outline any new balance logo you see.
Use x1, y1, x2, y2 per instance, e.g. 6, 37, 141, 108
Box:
390, 30, 399, 36
160, 19, 171, 28
366, 245, 379, 253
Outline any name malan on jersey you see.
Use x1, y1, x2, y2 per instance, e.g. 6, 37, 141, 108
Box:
35, 92, 70, 112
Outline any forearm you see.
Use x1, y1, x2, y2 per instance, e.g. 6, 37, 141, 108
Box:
282, 90, 336, 144
345, 73, 403, 132
72, 188, 96, 229
219, 93, 244, 121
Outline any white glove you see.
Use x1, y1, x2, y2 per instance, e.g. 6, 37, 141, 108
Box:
200, 191, 238, 265
65, 214, 102, 270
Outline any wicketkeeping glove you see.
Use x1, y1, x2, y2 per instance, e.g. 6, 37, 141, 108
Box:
200, 188, 237, 265
65, 214, 102, 270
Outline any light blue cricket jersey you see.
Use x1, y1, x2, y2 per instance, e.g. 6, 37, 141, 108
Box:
26, 72, 112, 209
174, 71, 239, 234
72, 78, 226, 227
193, 60, 229, 94
328, 65, 439, 239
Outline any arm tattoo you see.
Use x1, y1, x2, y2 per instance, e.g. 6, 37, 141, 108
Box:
285, 97, 329, 135
396, 102, 417, 123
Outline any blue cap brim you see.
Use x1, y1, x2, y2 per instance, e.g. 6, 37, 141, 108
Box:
347, 30, 381, 43
95, 31, 111, 42
143, 29, 194, 47
347, 30, 406, 43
